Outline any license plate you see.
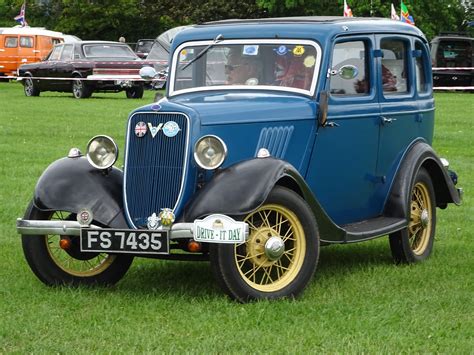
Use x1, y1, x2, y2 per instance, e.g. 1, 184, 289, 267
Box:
80, 229, 169, 255
193, 214, 247, 244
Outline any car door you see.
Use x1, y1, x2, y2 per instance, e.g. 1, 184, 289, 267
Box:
37, 44, 63, 90
374, 35, 421, 201
306, 36, 381, 228
55, 43, 74, 90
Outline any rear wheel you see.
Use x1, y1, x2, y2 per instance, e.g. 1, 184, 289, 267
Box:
210, 186, 319, 302
21, 201, 133, 286
389, 168, 436, 263
72, 76, 92, 99
126, 85, 144, 99
24, 76, 40, 96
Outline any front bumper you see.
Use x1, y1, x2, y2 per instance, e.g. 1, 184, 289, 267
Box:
16, 218, 194, 240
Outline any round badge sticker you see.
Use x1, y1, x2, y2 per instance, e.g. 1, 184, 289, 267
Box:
135, 121, 147, 138
162, 121, 181, 138
292, 45, 305, 57
304, 55, 316, 68
151, 104, 161, 111
275, 45, 288, 56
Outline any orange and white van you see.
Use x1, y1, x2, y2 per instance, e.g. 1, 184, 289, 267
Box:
0, 26, 67, 77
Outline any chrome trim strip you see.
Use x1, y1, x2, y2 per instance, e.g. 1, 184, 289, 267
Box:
169, 39, 322, 97
123, 111, 191, 229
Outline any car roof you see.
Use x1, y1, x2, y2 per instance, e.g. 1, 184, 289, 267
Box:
171, 16, 426, 53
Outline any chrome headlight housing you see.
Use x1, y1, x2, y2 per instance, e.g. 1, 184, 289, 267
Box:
194, 135, 227, 170
86, 135, 118, 170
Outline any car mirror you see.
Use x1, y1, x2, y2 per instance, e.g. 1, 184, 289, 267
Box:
338, 65, 358, 80
140, 66, 157, 80
318, 91, 329, 127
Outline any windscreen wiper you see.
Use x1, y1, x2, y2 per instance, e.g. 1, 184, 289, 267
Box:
180, 34, 224, 70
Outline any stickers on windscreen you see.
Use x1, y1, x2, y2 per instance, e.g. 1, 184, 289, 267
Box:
274, 45, 289, 56
292, 45, 305, 57
304, 55, 316, 68
243, 45, 259, 56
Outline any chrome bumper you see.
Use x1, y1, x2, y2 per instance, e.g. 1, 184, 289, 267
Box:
16, 218, 194, 240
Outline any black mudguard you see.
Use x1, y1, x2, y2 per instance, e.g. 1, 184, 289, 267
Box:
384, 141, 461, 219
181, 157, 345, 242
33, 156, 128, 228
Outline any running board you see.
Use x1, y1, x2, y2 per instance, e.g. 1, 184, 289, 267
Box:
341, 216, 407, 243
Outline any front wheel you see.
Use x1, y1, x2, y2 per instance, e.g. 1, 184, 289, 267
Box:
21, 201, 133, 286
389, 168, 436, 263
24, 76, 40, 96
210, 186, 319, 302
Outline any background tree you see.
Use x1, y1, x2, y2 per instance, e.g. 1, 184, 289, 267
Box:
0, 0, 471, 42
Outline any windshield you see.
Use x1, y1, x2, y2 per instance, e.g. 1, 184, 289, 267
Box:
170, 40, 320, 96
83, 44, 138, 60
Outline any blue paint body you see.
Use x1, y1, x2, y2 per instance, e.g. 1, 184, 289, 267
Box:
123, 17, 438, 239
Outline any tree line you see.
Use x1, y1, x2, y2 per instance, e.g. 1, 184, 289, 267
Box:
0, 0, 472, 42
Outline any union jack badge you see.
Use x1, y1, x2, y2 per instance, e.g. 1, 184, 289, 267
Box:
134, 121, 147, 137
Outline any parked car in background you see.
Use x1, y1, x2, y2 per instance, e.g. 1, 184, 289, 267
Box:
18, 40, 156, 99
134, 39, 154, 58
0, 26, 76, 78
431, 33, 473, 88
17, 17, 462, 302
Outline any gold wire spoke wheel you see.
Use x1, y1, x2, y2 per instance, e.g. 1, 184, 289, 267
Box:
234, 204, 306, 292
44, 211, 116, 277
408, 182, 433, 255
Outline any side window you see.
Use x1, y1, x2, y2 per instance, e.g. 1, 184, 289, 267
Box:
415, 42, 428, 93
20, 36, 33, 48
5, 37, 18, 48
49, 46, 62, 61
330, 41, 369, 96
60, 44, 73, 60
381, 39, 408, 94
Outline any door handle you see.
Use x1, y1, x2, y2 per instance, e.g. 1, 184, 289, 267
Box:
381, 116, 397, 125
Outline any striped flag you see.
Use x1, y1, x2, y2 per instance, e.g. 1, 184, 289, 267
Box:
401, 1, 415, 25
14, 2, 28, 27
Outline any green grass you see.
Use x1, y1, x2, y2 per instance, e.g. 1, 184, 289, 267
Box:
0, 82, 472, 353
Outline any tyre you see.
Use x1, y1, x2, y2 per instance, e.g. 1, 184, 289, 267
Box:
72, 77, 92, 99
21, 201, 133, 286
126, 85, 144, 99
24, 76, 40, 97
210, 186, 319, 302
389, 168, 436, 263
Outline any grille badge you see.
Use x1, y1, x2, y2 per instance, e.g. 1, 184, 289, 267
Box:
134, 121, 147, 137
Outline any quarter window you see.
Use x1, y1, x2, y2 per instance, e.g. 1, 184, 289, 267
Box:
5, 37, 18, 48
381, 39, 408, 94
20, 36, 33, 48
49, 46, 62, 61
415, 42, 428, 93
61, 44, 74, 60
329, 41, 369, 95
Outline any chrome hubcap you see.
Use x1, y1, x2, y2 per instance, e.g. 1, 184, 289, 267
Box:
264, 236, 285, 261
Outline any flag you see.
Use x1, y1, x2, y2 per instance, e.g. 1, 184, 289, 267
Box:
391, 4, 400, 21
400, 1, 415, 25
344, 0, 353, 17
14, 2, 28, 27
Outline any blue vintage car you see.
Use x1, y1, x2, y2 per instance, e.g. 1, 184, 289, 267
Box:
17, 17, 462, 302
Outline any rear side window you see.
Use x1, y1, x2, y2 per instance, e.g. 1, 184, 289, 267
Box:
415, 42, 429, 93
49, 46, 62, 61
330, 41, 369, 95
20, 36, 33, 48
381, 39, 408, 94
60, 44, 74, 60
5, 37, 18, 48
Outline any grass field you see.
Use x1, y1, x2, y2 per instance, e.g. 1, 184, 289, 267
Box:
0, 82, 472, 353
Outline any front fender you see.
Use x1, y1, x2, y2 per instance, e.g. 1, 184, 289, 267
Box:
384, 141, 461, 219
181, 157, 345, 242
33, 157, 128, 228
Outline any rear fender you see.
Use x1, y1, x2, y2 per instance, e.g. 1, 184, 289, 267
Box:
384, 141, 461, 219
33, 157, 128, 228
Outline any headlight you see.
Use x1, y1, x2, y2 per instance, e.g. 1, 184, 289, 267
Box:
194, 135, 227, 170
86, 135, 118, 170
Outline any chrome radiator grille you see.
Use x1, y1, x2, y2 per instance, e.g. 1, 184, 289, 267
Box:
124, 112, 189, 227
